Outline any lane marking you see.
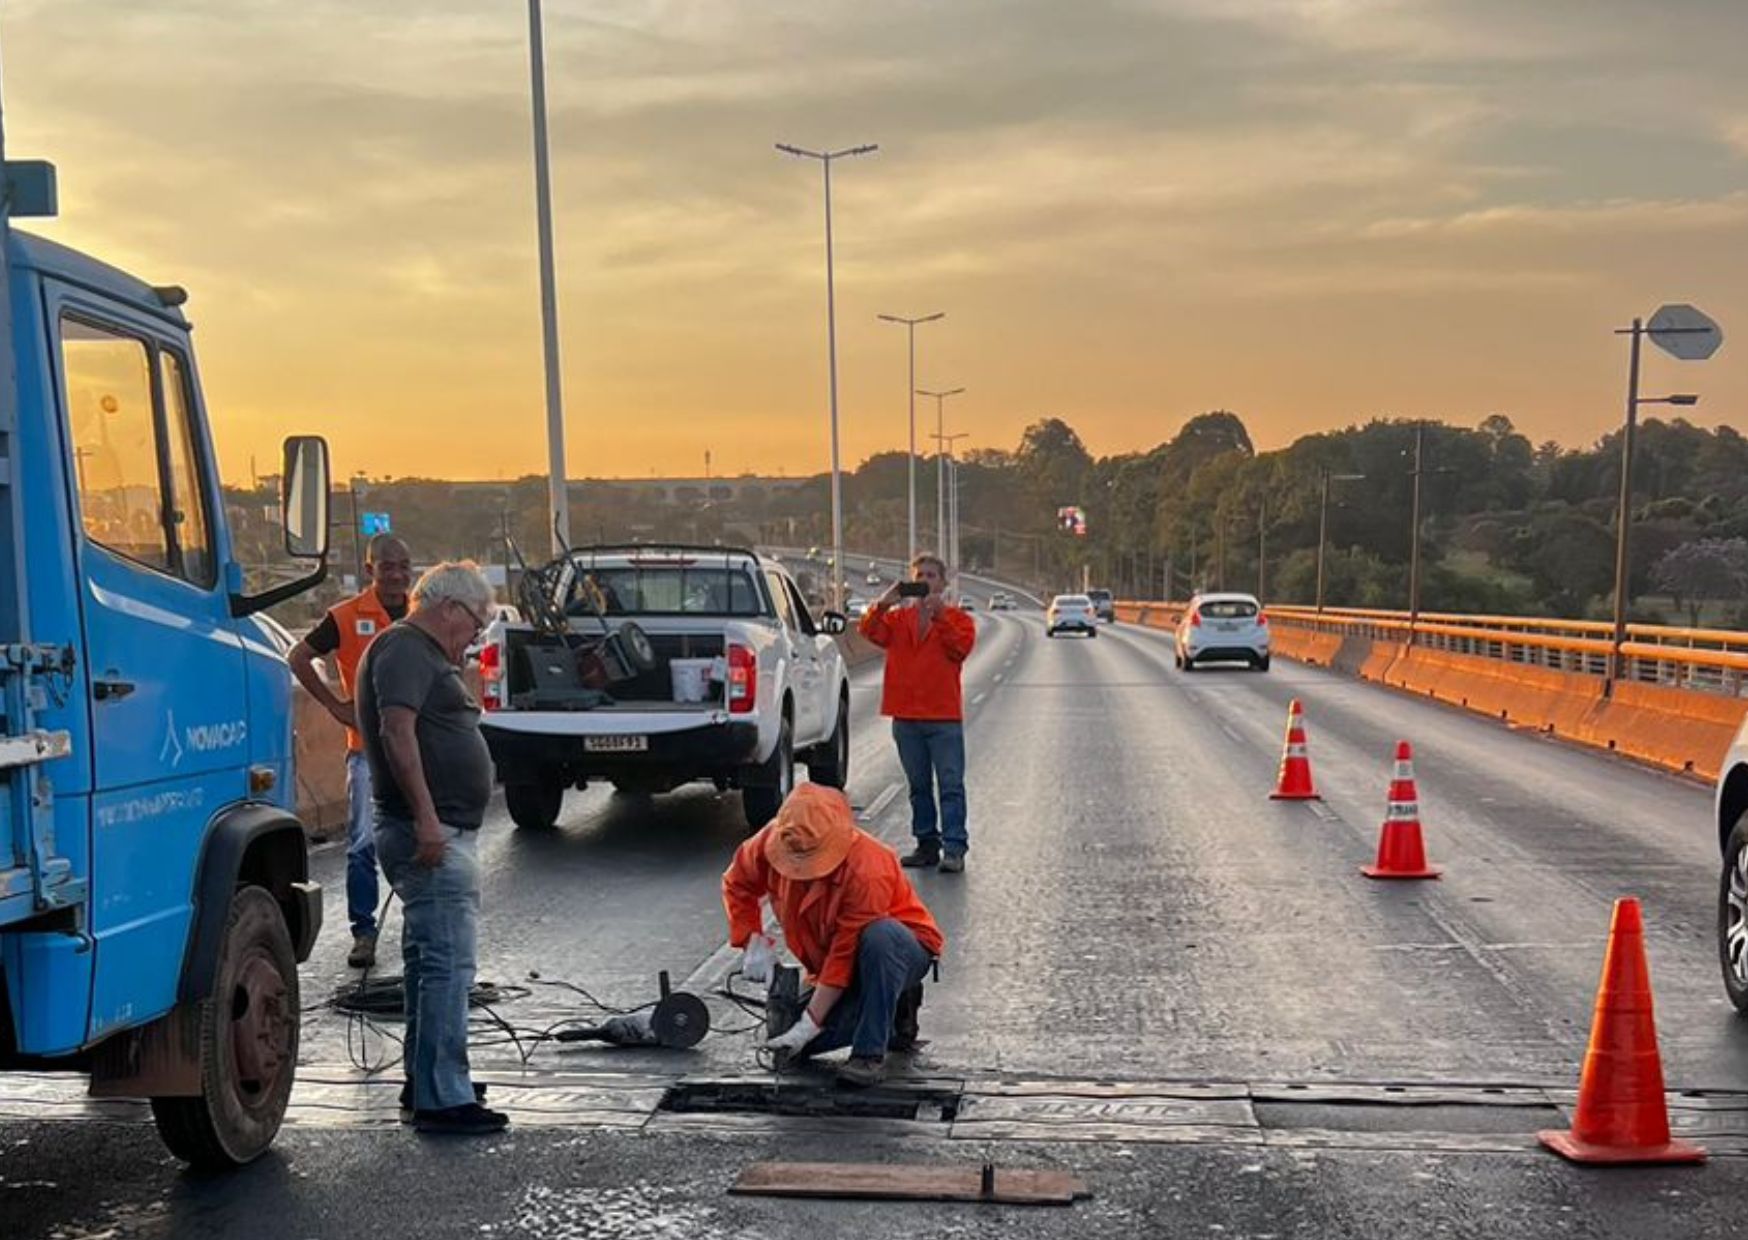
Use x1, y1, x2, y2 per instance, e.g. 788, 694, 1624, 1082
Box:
859, 780, 904, 825
972, 692, 988, 706
994, 673, 1005, 683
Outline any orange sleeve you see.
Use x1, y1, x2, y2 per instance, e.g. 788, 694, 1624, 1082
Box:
937, 608, 976, 662
859, 603, 895, 647
722, 831, 771, 947
817, 866, 897, 989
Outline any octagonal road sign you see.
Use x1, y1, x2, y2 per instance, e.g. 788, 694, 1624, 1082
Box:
1648, 303, 1723, 361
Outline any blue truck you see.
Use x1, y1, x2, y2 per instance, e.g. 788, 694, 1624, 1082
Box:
0, 136, 332, 1165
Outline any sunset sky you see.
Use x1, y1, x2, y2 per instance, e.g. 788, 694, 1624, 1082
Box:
8, 1, 1746, 483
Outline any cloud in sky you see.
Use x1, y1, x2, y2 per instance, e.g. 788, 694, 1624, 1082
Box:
7, 0, 1746, 480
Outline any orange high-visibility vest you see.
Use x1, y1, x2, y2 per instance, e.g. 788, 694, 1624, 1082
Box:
327, 588, 398, 752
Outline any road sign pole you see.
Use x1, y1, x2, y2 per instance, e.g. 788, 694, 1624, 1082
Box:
1609, 319, 1644, 691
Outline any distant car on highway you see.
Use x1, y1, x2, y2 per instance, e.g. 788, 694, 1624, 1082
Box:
989, 592, 1017, 611
1175, 592, 1269, 671
1046, 593, 1099, 638
865, 569, 882, 585
845, 595, 870, 619
1086, 588, 1116, 623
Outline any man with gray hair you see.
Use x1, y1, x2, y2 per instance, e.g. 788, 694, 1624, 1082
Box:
357, 560, 507, 1136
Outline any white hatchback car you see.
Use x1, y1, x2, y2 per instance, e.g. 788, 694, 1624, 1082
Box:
1046, 593, 1099, 638
1176, 592, 1270, 671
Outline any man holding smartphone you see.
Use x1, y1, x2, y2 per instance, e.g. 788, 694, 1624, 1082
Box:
859, 554, 977, 872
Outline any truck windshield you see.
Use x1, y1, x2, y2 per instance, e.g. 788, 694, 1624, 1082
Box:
565, 563, 763, 617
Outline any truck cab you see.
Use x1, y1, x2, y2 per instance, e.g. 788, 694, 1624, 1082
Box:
0, 162, 331, 1168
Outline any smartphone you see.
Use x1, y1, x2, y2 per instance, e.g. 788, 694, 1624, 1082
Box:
897, 581, 930, 598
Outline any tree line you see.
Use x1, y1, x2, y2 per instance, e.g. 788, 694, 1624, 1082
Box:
229, 408, 1748, 627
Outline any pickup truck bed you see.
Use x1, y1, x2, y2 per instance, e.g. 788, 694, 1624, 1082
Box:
477, 547, 851, 830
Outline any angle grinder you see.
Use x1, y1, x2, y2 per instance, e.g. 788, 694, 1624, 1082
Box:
552, 971, 710, 1050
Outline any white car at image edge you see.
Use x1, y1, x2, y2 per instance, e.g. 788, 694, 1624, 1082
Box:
1175, 592, 1270, 671
1046, 593, 1099, 638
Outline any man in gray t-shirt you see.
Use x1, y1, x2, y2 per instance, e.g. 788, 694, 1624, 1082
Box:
356, 561, 508, 1137
358, 620, 493, 831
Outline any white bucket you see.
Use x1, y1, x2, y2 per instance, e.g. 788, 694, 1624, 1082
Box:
670, 657, 717, 704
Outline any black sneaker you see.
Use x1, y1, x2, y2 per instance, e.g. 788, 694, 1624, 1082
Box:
938, 852, 965, 874
890, 983, 923, 1052
400, 1081, 488, 1123
900, 841, 941, 868
412, 1102, 509, 1135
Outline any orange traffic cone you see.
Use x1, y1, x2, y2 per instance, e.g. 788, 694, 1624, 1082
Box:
1269, 699, 1320, 801
1361, 741, 1441, 879
1538, 898, 1706, 1165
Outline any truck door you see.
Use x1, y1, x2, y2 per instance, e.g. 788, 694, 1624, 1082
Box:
765, 570, 821, 742
47, 288, 247, 1038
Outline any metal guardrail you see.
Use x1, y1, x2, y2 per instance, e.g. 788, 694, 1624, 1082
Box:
1125, 601, 1748, 698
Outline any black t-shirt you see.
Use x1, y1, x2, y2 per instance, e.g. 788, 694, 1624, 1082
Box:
357, 622, 494, 830
305, 595, 410, 656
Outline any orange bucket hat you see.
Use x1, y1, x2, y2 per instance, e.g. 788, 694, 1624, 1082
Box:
764, 784, 857, 881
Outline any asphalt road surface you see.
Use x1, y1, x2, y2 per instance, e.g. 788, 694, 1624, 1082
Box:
7, 599, 1748, 1239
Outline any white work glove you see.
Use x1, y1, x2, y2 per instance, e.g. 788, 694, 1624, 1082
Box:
740, 933, 776, 986
764, 1011, 821, 1055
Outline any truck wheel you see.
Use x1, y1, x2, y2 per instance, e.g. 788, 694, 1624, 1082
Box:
741, 719, 794, 829
506, 777, 564, 830
1719, 819, 1748, 1013
150, 886, 298, 1170
807, 696, 850, 789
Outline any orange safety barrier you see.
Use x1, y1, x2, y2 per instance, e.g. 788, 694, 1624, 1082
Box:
1118, 597, 1748, 781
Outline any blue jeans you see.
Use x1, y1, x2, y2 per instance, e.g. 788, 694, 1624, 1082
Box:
376, 820, 481, 1113
345, 751, 380, 937
805, 919, 934, 1059
893, 719, 968, 855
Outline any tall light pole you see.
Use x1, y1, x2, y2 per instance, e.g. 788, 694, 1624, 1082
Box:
878, 312, 944, 560
776, 142, 878, 610
934, 430, 969, 569
917, 387, 964, 558
1608, 343, 1700, 681
1407, 425, 1426, 642
1606, 305, 1721, 685
527, 0, 570, 554
1315, 467, 1365, 612
1256, 495, 1267, 599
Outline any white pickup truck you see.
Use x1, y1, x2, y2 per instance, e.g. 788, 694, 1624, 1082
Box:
476, 545, 852, 830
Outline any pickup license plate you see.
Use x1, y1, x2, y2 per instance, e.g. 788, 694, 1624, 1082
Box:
585, 735, 648, 753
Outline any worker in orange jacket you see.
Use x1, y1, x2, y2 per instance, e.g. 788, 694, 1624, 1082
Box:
723, 784, 945, 1087
290, 533, 414, 968
859, 553, 977, 872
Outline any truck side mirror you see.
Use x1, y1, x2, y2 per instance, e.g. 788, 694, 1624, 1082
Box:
282, 436, 330, 559
230, 435, 333, 618
821, 611, 848, 635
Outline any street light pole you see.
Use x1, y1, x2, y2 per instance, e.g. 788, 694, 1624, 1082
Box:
934, 430, 969, 569
1609, 319, 1644, 684
917, 387, 964, 558
777, 142, 878, 611
1256, 495, 1267, 599
879, 312, 944, 560
527, 0, 570, 554
1408, 425, 1425, 643
1316, 467, 1366, 612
